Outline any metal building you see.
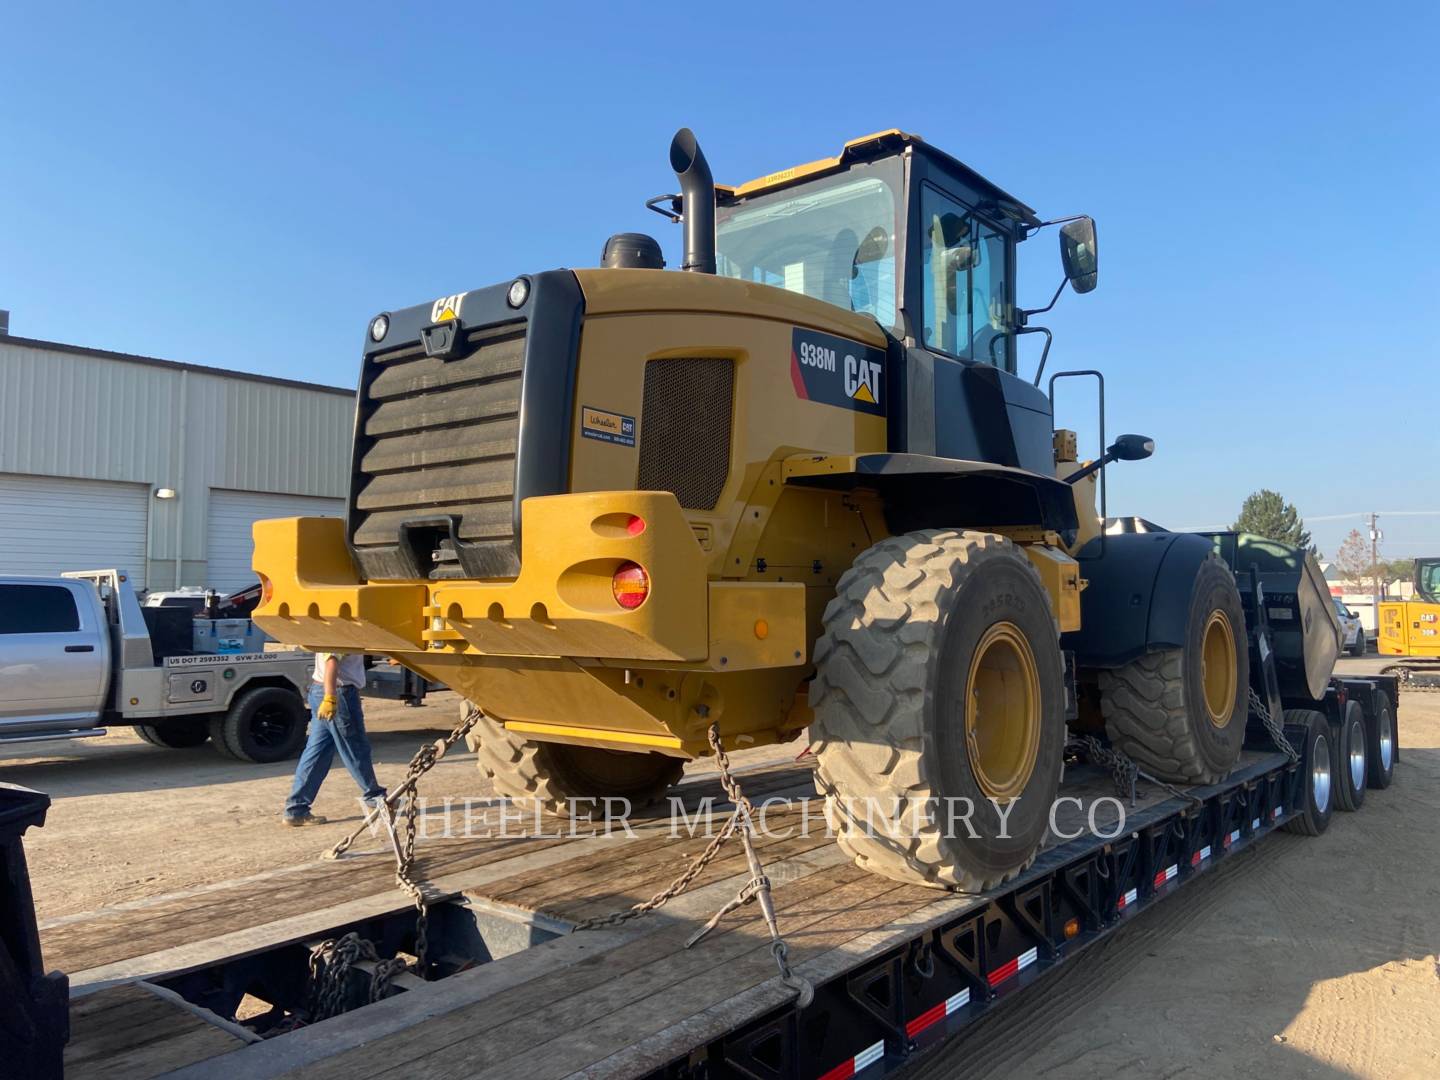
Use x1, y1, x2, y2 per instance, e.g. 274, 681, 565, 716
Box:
0, 332, 354, 592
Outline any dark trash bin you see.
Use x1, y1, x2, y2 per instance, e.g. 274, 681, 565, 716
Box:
0, 784, 67, 1080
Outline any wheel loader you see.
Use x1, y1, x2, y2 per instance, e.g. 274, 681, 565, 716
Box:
252, 127, 1254, 891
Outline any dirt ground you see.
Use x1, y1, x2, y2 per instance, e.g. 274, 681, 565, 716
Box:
4, 662, 1438, 1078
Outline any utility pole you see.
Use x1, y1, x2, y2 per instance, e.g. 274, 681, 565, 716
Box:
1368, 512, 1383, 599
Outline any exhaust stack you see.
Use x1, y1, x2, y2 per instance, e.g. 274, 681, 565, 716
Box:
669, 128, 716, 274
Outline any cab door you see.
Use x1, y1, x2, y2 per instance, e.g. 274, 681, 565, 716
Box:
0, 580, 109, 727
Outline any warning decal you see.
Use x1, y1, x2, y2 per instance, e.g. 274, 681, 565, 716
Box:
790, 327, 886, 416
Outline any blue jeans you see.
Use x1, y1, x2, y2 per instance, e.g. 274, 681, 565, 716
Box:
284, 684, 385, 819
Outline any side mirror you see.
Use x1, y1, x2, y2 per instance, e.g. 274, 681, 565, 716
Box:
1108, 433, 1154, 461
1060, 217, 1098, 294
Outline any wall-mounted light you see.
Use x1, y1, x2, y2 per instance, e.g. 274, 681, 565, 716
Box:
155, 488, 176, 500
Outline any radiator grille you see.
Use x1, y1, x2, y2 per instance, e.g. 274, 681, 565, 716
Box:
637, 358, 734, 510
351, 324, 524, 563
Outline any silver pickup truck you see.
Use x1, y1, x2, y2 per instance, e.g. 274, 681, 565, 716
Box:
0, 569, 312, 762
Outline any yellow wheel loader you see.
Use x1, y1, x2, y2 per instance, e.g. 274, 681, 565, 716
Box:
253, 128, 1250, 891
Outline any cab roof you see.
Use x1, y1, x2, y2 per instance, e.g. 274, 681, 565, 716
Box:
716, 129, 1040, 226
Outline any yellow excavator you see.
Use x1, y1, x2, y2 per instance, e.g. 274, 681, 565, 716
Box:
1379, 557, 1440, 688
252, 128, 1255, 891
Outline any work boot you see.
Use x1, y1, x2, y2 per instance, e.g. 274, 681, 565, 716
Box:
282, 813, 328, 827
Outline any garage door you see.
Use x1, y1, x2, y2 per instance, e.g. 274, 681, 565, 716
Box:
0, 473, 150, 588
207, 489, 344, 594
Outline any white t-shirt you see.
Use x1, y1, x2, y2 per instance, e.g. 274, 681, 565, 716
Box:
312, 652, 367, 689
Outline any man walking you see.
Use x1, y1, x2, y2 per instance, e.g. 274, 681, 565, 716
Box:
283, 651, 386, 826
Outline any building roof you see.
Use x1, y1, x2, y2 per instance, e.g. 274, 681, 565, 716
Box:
0, 333, 355, 397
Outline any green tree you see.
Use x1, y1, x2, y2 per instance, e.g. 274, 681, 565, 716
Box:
1231, 489, 1313, 550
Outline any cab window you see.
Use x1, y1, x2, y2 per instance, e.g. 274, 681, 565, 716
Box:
920, 184, 1012, 368
0, 584, 81, 634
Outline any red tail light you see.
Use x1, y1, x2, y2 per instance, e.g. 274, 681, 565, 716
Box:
625, 514, 647, 536
612, 562, 649, 609
259, 574, 273, 606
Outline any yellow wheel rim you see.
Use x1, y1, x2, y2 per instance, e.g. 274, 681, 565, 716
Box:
1201, 610, 1238, 728
965, 622, 1042, 801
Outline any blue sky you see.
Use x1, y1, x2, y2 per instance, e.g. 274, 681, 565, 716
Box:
2, 2, 1436, 560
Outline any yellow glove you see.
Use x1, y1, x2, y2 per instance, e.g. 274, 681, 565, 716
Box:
317, 695, 337, 720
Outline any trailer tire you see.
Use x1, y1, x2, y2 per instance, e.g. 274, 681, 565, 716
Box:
1365, 690, 1396, 789
1098, 556, 1248, 784
209, 686, 308, 764
810, 530, 1066, 891
1281, 709, 1334, 836
465, 706, 683, 817
135, 722, 210, 749
1335, 701, 1367, 812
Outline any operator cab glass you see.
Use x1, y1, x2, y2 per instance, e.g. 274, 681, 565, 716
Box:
919, 184, 1011, 367
716, 164, 902, 332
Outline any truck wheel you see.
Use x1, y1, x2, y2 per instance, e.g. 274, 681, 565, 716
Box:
810, 530, 1066, 891
1365, 690, 1396, 789
1098, 556, 1248, 784
465, 707, 683, 816
210, 687, 308, 764
1281, 709, 1334, 836
1349, 632, 1366, 657
1334, 701, 1367, 812
135, 722, 210, 749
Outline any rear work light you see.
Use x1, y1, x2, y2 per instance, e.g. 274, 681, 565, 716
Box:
612, 562, 649, 609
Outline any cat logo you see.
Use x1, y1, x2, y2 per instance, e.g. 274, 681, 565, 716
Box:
431, 292, 466, 323
845, 355, 882, 405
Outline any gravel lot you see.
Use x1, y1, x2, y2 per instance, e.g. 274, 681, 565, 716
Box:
5, 661, 1437, 1078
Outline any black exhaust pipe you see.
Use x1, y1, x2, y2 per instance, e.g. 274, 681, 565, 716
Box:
669, 128, 716, 274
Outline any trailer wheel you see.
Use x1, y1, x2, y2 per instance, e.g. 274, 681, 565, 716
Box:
1365, 690, 1396, 789
1098, 556, 1248, 784
1281, 709, 1334, 836
209, 686, 308, 764
465, 707, 683, 816
810, 530, 1066, 891
1334, 701, 1367, 812
134, 722, 210, 749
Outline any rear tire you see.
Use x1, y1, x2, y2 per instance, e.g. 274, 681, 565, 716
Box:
465, 707, 683, 816
135, 721, 210, 749
1365, 690, 1396, 789
1281, 709, 1334, 836
1334, 701, 1367, 812
1098, 555, 1248, 784
810, 530, 1066, 891
210, 686, 308, 763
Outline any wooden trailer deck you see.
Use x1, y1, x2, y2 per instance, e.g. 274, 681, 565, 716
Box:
48, 752, 1282, 1080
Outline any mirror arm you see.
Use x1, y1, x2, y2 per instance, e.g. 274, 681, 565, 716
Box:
1022, 277, 1067, 320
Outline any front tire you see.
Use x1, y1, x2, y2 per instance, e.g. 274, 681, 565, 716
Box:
1098, 555, 1248, 784
810, 530, 1066, 891
465, 707, 683, 816
1349, 631, 1366, 658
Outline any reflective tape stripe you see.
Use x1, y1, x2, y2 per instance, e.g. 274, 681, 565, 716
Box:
1191, 845, 1212, 866
905, 988, 971, 1037
1153, 863, 1179, 888
1117, 887, 1139, 910
1225, 828, 1241, 847
986, 946, 1038, 988
818, 1039, 885, 1080
1252, 817, 1261, 830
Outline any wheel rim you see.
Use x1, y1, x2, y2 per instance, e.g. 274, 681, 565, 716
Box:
251, 703, 296, 748
964, 622, 1042, 801
1312, 732, 1332, 813
1200, 610, 1238, 728
1348, 719, 1366, 792
1379, 709, 1394, 771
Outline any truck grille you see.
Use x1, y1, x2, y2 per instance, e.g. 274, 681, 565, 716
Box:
351, 323, 525, 578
